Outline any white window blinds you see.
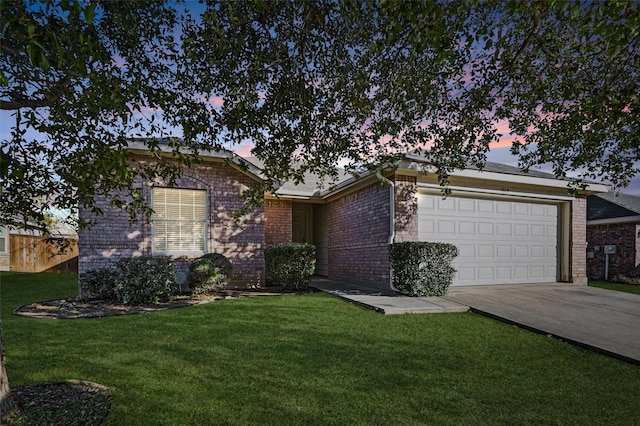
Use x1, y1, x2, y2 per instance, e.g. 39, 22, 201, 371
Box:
0, 227, 6, 253
152, 188, 206, 252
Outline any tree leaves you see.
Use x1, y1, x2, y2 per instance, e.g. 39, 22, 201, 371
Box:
2, 0, 638, 236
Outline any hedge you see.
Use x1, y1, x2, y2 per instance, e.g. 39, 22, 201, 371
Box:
389, 242, 458, 297
265, 243, 316, 289
115, 257, 175, 305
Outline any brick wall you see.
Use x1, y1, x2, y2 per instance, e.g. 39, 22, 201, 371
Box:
328, 180, 391, 289
587, 222, 640, 279
393, 175, 418, 242
78, 155, 265, 289
264, 199, 292, 245
571, 196, 588, 284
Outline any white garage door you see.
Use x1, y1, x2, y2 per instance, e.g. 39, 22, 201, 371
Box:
418, 194, 559, 286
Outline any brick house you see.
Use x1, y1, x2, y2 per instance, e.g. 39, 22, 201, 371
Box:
78, 142, 607, 291
586, 192, 640, 280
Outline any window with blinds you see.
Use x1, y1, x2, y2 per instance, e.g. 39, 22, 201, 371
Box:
0, 227, 6, 253
152, 188, 206, 253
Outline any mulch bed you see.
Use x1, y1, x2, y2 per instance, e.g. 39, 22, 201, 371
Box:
5, 286, 316, 425
2, 381, 111, 426
14, 287, 317, 319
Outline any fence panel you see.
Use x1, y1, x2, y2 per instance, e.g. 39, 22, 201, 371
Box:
9, 234, 78, 273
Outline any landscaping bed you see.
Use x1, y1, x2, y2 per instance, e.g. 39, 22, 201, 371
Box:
14, 287, 317, 319
3, 381, 111, 426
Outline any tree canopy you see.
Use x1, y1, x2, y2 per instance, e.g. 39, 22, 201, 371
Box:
1, 0, 639, 235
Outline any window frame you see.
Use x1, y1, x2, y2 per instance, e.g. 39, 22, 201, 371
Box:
151, 187, 208, 256
0, 227, 7, 253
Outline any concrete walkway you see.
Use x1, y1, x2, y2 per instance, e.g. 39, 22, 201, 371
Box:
311, 278, 640, 364
311, 278, 469, 314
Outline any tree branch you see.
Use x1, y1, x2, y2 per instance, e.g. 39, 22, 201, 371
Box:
506, 5, 542, 73
0, 98, 52, 110
0, 75, 74, 110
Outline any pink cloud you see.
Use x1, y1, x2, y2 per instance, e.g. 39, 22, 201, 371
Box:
234, 141, 255, 157
201, 95, 224, 107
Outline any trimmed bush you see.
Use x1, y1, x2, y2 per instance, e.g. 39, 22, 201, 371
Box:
188, 253, 233, 294
78, 268, 118, 300
389, 242, 458, 297
115, 257, 175, 305
265, 243, 316, 289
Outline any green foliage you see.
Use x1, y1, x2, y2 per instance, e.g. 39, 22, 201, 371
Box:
389, 242, 458, 297
265, 243, 315, 289
188, 253, 233, 295
0, 0, 189, 234
182, 0, 639, 195
114, 257, 174, 305
78, 268, 117, 300
3, 0, 639, 236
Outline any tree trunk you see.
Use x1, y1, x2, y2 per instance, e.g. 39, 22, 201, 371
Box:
0, 321, 17, 422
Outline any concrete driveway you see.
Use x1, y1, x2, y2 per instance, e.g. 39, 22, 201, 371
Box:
443, 283, 640, 365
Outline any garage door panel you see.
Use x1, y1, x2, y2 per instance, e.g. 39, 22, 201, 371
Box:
478, 267, 494, 280
531, 224, 545, 237
458, 244, 475, 257
458, 221, 475, 234
438, 221, 455, 234
458, 199, 475, 211
418, 194, 559, 286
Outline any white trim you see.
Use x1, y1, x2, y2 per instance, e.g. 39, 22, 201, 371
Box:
399, 160, 609, 193
417, 183, 575, 202
587, 215, 640, 226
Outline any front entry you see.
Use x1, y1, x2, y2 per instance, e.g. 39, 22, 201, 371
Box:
291, 202, 328, 276
292, 203, 312, 244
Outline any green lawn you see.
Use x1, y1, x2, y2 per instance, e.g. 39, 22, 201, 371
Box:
1, 272, 639, 425
589, 279, 640, 295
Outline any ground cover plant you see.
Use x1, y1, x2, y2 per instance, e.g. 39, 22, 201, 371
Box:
589, 280, 640, 296
1, 272, 639, 425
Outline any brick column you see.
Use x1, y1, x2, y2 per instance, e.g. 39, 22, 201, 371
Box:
264, 199, 292, 245
393, 175, 418, 242
571, 196, 588, 285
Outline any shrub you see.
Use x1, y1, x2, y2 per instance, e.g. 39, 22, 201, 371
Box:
115, 257, 174, 305
188, 253, 233, 294
78, 268, 118, 300
389, 242, 458, 297
265, 243, 316, 289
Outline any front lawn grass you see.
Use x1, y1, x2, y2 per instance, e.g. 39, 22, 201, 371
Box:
589, 279, 640, 295
2, 272, 639, 425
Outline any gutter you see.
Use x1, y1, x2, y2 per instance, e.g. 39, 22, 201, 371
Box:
376, 171, 400, 293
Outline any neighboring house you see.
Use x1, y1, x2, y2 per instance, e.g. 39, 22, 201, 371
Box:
586, 192, 640, 280
78, 141, 607, 291
0, 223, 78, 273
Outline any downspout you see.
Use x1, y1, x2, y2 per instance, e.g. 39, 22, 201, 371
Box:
376, 171, 400, 293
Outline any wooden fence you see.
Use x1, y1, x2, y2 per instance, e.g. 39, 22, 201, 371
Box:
9, 234, 78, 273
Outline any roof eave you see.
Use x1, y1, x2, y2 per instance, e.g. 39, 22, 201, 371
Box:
397, 159, 609, 194
587, 215, 640, 226
126, 141, 265, 182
